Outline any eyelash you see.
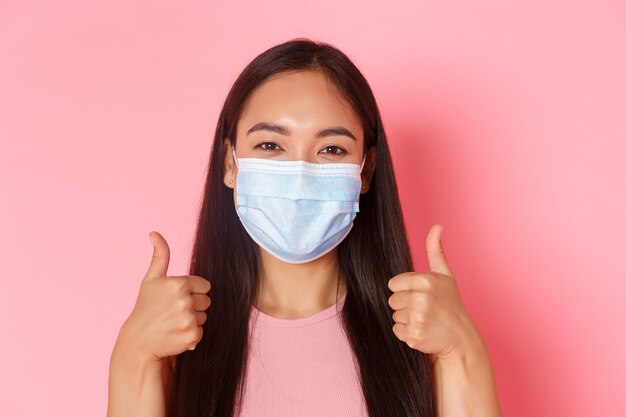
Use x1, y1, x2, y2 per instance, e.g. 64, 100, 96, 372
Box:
254, 142, 347, 155
255, 142, 282, 152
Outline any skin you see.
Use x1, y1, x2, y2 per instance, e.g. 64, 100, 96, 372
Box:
107, 68, 502, 417
222, 69, 503, 416
222, 69, 376, 319
388, 225, 503, 416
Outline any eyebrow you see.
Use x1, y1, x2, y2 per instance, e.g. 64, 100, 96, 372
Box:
246, 122, 356, 140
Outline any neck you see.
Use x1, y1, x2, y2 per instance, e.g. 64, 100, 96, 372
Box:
252, 247, 347, 319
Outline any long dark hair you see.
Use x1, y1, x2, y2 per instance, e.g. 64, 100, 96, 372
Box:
171, 38, 436, 417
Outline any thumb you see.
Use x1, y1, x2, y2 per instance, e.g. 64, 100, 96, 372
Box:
143, 231, 170, 282
426, 224, 453, 276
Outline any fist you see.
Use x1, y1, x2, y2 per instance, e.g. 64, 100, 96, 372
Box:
388, 224, 479, 360
118, 231, 212, 362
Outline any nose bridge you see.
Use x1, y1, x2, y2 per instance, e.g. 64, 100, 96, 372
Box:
289, 141, 317, 163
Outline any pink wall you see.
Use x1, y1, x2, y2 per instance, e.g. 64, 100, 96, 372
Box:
1, 1, 624, 416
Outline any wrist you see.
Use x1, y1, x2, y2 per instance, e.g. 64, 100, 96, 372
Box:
111, 323, 161, 371
438, 317, 488, 364
110, 344, 164, 380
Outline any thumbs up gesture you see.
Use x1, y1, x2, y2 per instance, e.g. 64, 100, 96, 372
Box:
388, 224, 481, 361
116, 231, 212, 364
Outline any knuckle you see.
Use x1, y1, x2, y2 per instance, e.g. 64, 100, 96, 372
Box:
168, 277, 185, 292
418, 292, 433, 307
410, 311, 426, 324
408, 295, 422, 310
421, 277, 434, 291
177, 297, 192, 311
409, 325, 423, 340
178, 313, 195, 330
178, 279, 190, 293
189, 327, 202, 345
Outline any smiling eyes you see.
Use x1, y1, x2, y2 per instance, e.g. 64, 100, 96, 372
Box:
254, 141, 346, 155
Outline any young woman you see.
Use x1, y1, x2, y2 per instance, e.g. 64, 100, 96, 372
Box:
107, 38, 503, 417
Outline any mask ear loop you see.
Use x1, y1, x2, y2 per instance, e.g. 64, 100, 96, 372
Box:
232, 145, 239, 168
359, 152, 367, 173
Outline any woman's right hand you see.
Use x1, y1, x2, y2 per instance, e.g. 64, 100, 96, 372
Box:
115, 231, 212, 364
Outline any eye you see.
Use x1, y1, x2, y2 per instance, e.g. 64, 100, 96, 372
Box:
254, 142, 283, 151
319, 145, 346, 155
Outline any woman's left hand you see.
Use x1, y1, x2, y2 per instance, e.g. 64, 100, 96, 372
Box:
387, 224, 482, 361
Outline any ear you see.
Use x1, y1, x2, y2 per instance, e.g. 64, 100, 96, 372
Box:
223, 138, 236, 189
360, 147, 376, 194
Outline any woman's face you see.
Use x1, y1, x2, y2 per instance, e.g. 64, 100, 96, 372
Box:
223, 70, 375, 201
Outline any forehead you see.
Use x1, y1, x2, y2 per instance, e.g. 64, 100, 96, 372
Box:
237, 70, 363, 138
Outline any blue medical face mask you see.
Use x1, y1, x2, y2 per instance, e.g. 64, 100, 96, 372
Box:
232, 146, 367, 264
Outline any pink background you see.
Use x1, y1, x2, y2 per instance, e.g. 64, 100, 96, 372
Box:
1, 1, 624, 416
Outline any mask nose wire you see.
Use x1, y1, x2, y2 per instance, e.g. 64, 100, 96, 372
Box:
231, 145, 239, 168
